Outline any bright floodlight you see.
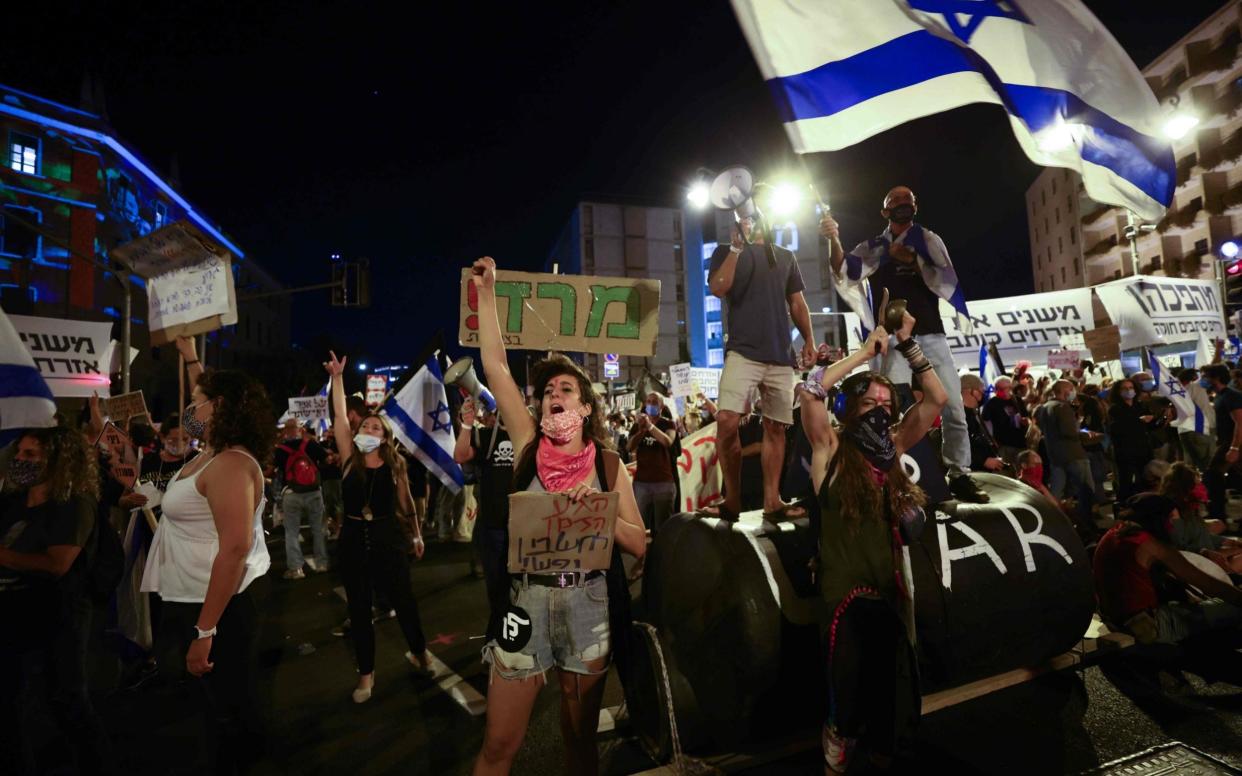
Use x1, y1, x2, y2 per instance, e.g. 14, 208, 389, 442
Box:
1163, 112, 1200, 141
769, 182, 803, 217
686, 182, 710, 210
1036, 122, 1084, 153
1222, 241, 1240, 259
357, 362, 368, 371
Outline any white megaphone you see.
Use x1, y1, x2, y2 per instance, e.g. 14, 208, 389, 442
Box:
709, 164, 776, 267
443, 356, 496, 412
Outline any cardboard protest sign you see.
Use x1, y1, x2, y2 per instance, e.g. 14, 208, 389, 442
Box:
96, 422, 138, 488
112, 221, 238, 345
507, 490, 618, 573
9, 314, 114, 398
460, 269, 661, 357
677, 422, 722, 513
1082, 325, 1121, 362
668, 363, 722, 398
1046, 350, 1081, 371
286, 396, 330, 424
104, 390, 149, 423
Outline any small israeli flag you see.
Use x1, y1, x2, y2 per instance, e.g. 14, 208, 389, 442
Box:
0, 306, 56, 446
382, 357, 464, 492
1148, 350, 1203, 435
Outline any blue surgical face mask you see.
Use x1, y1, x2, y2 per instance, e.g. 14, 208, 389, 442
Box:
353, 433, 382, 454
1199, 378, 1212, 389
1140, 381, 1156, 393
644, 404, 660, 417
1120, 389, 1136, 401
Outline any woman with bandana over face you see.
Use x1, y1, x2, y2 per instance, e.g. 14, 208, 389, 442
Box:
140, 369, 275, 775
794, 309, 947, 774
323, 351, 431, 704
469, 257, 647, 776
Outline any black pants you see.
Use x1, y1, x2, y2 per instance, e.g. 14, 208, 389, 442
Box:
163, 589, 261, 776
339, 518, 427, 674
473, 526, 509, 641
827, 598, 904, 756
1114, 454, 1147, 504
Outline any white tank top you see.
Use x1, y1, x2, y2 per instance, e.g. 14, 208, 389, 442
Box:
140, 448, 270, 603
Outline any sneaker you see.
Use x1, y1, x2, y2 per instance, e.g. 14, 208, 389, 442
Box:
372, 608, 396, 622
949, 473, 990, 503
822, 724, 856, 774
331, 618, 351, 637
306, 559, 330, 573
282, 568, 306, 580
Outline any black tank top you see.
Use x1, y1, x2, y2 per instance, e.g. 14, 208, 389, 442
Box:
342, 463, 397, 520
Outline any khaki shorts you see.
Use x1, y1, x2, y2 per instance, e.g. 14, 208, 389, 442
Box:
717, 351, 794, 425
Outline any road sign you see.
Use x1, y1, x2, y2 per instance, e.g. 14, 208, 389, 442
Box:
604, 361, 620, 379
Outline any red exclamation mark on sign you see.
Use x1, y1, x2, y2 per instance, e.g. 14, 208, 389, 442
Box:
466, 280, 479, 331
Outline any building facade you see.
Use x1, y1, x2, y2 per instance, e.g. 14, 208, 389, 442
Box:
0, 82, 289, 418
1027, 1, 1242, 293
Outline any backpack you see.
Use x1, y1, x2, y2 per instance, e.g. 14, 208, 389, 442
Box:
279, 439, 320, 488
88, 511, 124, 604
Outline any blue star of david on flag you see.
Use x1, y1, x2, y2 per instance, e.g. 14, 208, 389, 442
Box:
1164, 377, 1186, 398
427, 401, 453, 433
907, 0, 1031, 43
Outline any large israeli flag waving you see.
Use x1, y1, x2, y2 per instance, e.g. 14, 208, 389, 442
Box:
0, 306, 56, 446
732, 0, 1175, 220
382, 357, 463, 493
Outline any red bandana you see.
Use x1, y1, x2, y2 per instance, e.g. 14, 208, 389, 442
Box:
537, 436, 596, 492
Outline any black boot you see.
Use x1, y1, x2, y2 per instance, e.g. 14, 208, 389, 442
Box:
949, 472, 990, 503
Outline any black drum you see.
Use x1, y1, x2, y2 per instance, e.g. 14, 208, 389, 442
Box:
625, 473, 1096, 758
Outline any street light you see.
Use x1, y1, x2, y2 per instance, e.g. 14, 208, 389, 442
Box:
768, 182, 803, 217
1162, 96, 1199, 140
1222, 240, 1240, 259
357, 362, 368, 371
686, 181, 710, 210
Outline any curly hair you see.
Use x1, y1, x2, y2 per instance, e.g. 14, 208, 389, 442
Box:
833, 372, 925, 531
196, 369, 277, 465
513, 353, 611, 485
15, 425, 100, 502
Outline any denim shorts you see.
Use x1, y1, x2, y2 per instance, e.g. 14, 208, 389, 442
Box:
482, 574, 611, 681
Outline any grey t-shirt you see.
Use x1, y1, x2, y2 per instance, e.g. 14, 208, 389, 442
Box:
708, 242, 805, 366
1036, 399, 1086, 463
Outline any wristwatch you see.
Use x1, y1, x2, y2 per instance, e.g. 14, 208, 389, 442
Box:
192, 625, 217, 640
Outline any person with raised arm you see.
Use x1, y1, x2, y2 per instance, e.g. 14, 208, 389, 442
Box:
795, 309, 946, 774
324, 351, 431, 704
468, 256, 646, 776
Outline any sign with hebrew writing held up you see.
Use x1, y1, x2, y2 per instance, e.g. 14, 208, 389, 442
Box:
286, 396, 330, 424
9, 314, 115, 398
104, 390, 149, 424
507, 490, 618, 573
938, 288, 1094, 370
112, 221, 238, 345
460, 269, 660, 356
1093, 275, 1225, 350
96, 421, 138, 489
677, 421, 722, 513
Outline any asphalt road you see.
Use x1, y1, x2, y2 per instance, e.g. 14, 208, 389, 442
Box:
85, 529, 1242, 776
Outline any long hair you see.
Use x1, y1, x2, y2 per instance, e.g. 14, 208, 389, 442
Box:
197, 370, 277, 465
13, 426, 100, 502
513, 353, 611, 488
1158, 461, 1201, 523
833, 372, 925, 531
1108, 379, 1136, 410
345, 413, 409, 488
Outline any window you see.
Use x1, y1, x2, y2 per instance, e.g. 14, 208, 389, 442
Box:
1047, 246, 1052, 262
707, 321, 723, 340
1041, 190, 1046, 206
0, 205, 42, 258
584, 238, 594, 262
1075, 260, 1080, 276
1052, 178, 1057, 195
1195, 238, 1209, 254
154, 201, 168, 229
582, 205, 593, 232
1055, 207, 1060, 225
1070, 227, 1076, 245
8, 132, 39, 175
1058, 236, 1063, 254
707, 349, 724, 368
1061, 266, 1066, 284
704, 295, 721, 313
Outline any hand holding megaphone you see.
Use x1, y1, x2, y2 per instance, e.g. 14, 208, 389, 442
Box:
444, 356, 496, 412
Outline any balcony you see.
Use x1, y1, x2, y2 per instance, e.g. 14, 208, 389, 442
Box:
1157, 197, 1203, 231
1084, 233, 1118, 259
1199, 126, 1242, 170
1176, 154, 1198, 187
1163, 252, 1209, 279
1208, 179, 1242, 214
1187, 29, 1241, 78
1080, 202, 1112, 226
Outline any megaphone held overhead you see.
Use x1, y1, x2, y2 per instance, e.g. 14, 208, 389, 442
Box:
708, 166, 757, 217
444, 356, 496, 412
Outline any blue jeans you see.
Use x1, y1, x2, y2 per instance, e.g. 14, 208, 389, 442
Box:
282, 489, 327, 570
879, 332, 969, 473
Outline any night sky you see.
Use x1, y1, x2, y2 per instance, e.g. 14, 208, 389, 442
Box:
6, 1, 1231, 366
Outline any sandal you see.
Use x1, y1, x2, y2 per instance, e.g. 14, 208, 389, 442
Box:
405, 651, 435, 679
696, 504, 740, 523
762, 502, 807, 522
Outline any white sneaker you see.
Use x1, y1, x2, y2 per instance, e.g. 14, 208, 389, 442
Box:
352, 676, 374, 704
282, 568, 306, 580
822, 724, 855, 774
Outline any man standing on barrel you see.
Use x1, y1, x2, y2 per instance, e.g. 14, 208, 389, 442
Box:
822, 186, 989, 503
708, 183, 817, 521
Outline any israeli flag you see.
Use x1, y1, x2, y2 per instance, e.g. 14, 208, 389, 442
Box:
979, 342, 1002, 394
1194, 332, 1216, 370
315, 378, 331, 436
382, 357, 463, 492
732, 0, 1174, 220
0, 306, 56, 446
1148, 351, 1204, 435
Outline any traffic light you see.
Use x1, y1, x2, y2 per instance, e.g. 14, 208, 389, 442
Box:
1226, 259, 1242, 304
330, 258, 372, 308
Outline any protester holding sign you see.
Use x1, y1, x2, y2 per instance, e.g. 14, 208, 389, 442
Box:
793, 308, 943, 774
0, 426, 112, 774
469, 256, 647, 776
324, 352, 433, 705
139, 369, 275, 774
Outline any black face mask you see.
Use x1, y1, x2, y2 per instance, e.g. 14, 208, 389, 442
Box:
845, 406, 896, 471
887, 203, 915, 224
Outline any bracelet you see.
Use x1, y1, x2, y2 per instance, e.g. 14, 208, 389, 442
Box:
184, 359, 200, 365
895, 338, 919, 355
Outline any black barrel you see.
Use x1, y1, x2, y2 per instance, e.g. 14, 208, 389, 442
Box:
625, 473, 1096, 757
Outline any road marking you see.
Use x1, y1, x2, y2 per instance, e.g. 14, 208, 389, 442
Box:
597, 704, 621, 733
426, 653, 487, 716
